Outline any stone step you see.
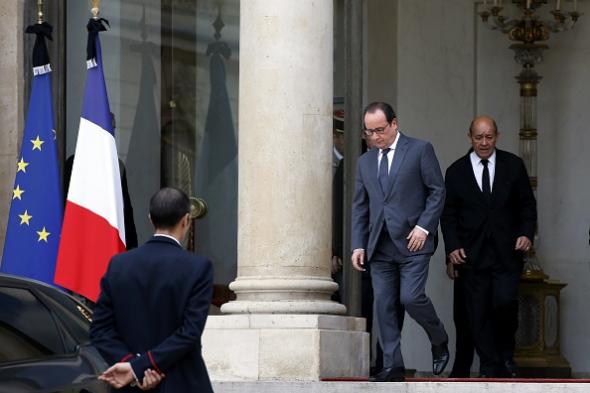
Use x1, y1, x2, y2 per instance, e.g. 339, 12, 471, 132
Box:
212, 381, 590, 393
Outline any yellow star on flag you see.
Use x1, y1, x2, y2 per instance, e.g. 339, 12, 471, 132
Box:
37, 227, 50, 242
31, 135, 44, 151
19, 210, 32, 225
12, 185, 25, 200
17, 157, 29, 173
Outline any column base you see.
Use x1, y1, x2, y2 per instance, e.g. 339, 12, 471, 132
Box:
221, 300, 346, 315
221, 277, 346, 315
202, 314, 369, 381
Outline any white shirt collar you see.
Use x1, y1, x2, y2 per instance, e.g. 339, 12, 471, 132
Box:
154, 233, 182, 246
333, 146, 343, 161
379, 132, 400, 155
470, 149, 496, 166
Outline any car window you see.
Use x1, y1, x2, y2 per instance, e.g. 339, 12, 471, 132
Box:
36, 289, 91, 349
0, 287, 65, 364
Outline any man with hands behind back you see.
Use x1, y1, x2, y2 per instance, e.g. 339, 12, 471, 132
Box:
90, 187, 214, 392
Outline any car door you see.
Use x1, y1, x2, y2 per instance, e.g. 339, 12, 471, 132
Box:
0, 285, 107, 393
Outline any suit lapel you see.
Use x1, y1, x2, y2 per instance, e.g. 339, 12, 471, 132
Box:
385, 133, 409, 197
366, 148, 382, 196
491, 151, 505, 204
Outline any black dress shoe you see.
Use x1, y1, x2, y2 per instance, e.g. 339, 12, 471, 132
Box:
369, 367, 405, 382
503, 359, 518, 378
369, 366, 382, 377
431, 342, 450, 375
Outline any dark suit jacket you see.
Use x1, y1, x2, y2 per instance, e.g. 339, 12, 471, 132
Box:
352, 133, 445, 260
441, 149, 537, 271
90, 236, 214, 393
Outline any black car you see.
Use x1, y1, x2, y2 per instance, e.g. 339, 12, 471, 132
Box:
0, 273, 109, 393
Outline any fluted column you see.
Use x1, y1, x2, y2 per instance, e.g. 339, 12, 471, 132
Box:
221, 0, 345, 315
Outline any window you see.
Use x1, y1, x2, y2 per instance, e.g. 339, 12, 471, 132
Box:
0, 287, 65, 364
36, 289, 91, 352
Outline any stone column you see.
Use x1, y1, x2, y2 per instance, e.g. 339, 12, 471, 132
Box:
221, 0, 343, 316
203, 0, 368, 381
0, 1, 25, 250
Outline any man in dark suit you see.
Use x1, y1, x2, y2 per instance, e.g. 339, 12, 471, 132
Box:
441, 115, 537, 378
351, 102, 449, 382
90, 187, 214, 392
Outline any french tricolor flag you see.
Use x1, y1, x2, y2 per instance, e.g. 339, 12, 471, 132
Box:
55, 18, 125, 302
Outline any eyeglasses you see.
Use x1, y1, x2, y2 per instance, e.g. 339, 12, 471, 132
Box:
362, 123, 390, 136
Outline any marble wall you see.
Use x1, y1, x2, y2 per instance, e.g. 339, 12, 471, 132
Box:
366, 0, 590, 375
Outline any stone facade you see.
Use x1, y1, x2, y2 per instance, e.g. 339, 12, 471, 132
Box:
0, 1, 25, 251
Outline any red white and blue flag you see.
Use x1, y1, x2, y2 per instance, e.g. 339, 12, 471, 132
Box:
54, 18, 125, 301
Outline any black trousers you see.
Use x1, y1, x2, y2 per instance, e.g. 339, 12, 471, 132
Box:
459, 249, 520, 376
449, 275, 474, 377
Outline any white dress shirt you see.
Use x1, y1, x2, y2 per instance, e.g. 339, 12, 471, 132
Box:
333, 146, 343, 162
377, 132, 400, 175
470, 150, 496, 192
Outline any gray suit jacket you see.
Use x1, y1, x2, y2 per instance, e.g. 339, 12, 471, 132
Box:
351, 133, 445, 261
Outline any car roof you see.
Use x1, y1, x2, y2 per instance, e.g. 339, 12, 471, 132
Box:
0, 272, 62, 290
0, 273, 89, 309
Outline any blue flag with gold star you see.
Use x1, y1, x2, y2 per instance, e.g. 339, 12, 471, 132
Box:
1, 22, 62, 285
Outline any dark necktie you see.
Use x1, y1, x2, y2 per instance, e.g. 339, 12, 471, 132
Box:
379, 148, 391, 193
481, 159, 491, 196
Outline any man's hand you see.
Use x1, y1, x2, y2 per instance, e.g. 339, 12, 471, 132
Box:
446, 262, 458, 280
406, 227, 427, 252
99, 362, 135, 389
331, 255, 343, 275
515, 236, 532, 251
351, 249, 365, 272
138, 369, 165, 391
448, 248, 467, 265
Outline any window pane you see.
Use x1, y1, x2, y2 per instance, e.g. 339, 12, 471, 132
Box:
0, 287, 64, 363
36, 289, 91, 351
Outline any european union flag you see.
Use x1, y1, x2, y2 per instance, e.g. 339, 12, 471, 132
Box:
0, 22, 62, 285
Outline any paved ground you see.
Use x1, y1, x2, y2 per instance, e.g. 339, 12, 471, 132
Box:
212, 380, 590, 393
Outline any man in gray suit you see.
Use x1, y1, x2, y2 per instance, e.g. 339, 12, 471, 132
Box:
351, 102, 449, 382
